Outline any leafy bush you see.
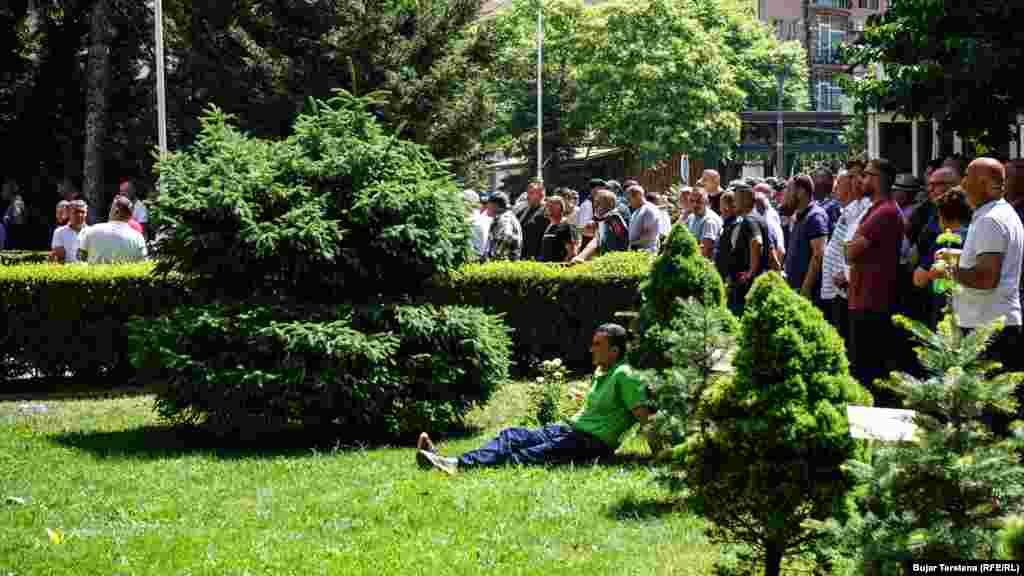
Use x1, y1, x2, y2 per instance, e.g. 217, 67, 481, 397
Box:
422, 251, 653, 374
0, 261, 197, 382
685, 272, 871, 576
128, 302, 511, 440
150, 90, 473, 303
522, 359, 568, 427
838, 312, 1024, 572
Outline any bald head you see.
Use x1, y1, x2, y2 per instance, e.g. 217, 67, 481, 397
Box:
753, 182, 773, 197
700, 170, 721, 193
965, 157, 1005, 209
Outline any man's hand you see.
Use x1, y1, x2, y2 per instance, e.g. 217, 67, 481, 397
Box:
832, 273, 848, 289
738, 271, 753, 284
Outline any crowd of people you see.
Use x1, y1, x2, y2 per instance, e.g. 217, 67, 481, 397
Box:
0, 177, 150, 264
467, 154, 1024, 416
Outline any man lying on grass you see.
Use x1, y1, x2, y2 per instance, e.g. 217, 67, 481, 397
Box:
417, 323, 653, 475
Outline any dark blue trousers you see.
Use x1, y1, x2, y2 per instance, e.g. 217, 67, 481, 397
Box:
457, 424, 612, 468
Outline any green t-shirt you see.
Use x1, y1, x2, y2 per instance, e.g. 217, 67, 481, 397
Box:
571, 361, 648, 449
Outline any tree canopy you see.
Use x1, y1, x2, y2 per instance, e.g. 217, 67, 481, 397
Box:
843, 0, 1024, 154
488, 0, 809, 174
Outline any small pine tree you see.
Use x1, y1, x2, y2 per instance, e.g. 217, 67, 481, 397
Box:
840, 311, 1024, 573
632, 224, 729, 372
685, 272, 871, 576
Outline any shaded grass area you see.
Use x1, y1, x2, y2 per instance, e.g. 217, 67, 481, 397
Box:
0, 380, 718, 575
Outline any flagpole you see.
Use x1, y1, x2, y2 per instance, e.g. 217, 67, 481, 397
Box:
536, 3, 543, 181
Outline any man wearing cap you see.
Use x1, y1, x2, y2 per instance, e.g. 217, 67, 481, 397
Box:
514, 180, 550, 261
78, 195, 147, 264
484, 191, 523, 262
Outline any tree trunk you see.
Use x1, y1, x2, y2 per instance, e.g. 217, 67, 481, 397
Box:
83, 0, 112, 220
765, 542, 784, 576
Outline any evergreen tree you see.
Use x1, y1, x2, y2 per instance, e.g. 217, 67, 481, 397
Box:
839, 311, 1024, 573
685, 272, 871, 576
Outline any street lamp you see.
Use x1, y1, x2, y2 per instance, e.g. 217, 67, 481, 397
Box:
776, 67, 788, 177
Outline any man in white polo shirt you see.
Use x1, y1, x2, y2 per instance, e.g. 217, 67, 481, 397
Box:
949, 157, 1024, 435
50, 200, 89, 263
78, 196, 148, 264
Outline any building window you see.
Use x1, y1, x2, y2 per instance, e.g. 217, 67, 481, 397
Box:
816, 15, 847, 65
813, 0, 850, 8
860, 0, 880, 9
817, 79, 845, 111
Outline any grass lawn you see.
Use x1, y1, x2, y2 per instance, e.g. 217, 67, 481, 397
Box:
0, 380, 721, 576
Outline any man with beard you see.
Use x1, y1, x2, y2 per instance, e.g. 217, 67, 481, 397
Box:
515, 179, 550, 261
846, 159, 904, 404
782, 175, 829, 300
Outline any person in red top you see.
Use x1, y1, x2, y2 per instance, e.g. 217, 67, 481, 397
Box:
846, 158, 904, 406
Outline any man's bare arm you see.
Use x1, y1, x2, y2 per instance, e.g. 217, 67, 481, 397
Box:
801, 237, 826, 297
955, 252, 1003, 290
701, 238, 715, 259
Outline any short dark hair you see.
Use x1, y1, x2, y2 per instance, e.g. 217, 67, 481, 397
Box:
111, 195, 133, 218
927, 158, 945, 172
595, 323, 628, 356
935, 186, 971, 225
644, 190, 659, 204
792, 174, 815, 199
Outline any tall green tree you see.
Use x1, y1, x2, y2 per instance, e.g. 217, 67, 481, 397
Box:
488, 0, 809, 179
843, 0, 1024, 154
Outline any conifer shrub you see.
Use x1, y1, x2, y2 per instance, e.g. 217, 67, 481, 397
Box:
836, 312, 1024, 572
127, 91, 511, 439
149, 90, 473, 303
631, 224, 729, 372
684, 272, 872, 576
128, 302, 511, 440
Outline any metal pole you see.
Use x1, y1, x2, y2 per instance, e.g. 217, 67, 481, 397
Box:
776, 73, 785, 177
155, 0, 168, 159
536, 4, 543, 182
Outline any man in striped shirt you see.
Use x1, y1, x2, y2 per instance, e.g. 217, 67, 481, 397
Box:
823, 165, 870, 348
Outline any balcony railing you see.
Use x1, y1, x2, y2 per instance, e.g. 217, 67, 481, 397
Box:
814, 51, 846, 65
811, 0, 851, 9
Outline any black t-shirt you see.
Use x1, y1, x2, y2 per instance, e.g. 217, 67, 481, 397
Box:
541, 221, 574, 262
729, 213, 772, 282
515, 203, 550, 261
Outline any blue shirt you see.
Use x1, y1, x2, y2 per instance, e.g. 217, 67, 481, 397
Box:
785, 201, 830, 293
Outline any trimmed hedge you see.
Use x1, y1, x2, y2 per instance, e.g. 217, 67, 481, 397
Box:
0, 261, 199, 381
0, 250, 50, 266
421, 251, 655, 374
128, 302, 512, 439
1, 252, 652, 382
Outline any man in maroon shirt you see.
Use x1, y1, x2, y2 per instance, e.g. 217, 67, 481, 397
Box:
846, 158, 904, 406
